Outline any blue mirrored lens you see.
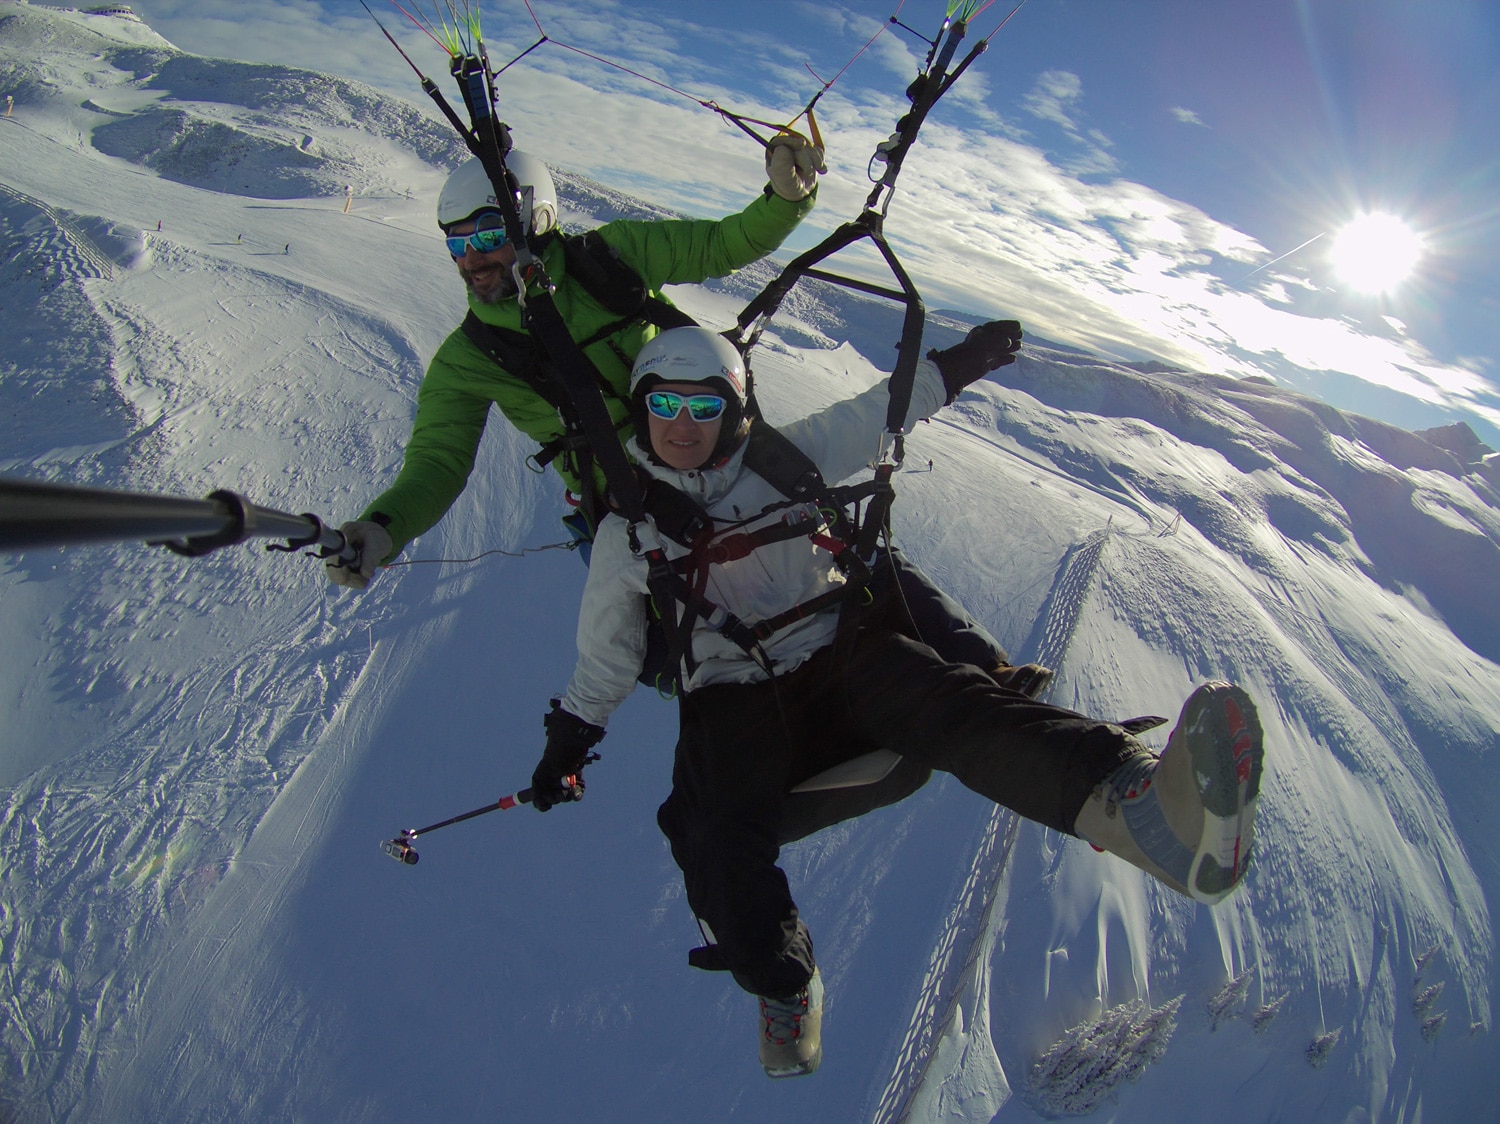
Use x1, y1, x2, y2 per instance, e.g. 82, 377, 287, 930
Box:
687, 395, 727, 421
445, 213, 510, 257
645, 391, 726, 421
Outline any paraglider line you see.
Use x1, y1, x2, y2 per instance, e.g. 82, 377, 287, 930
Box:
359, 0, 434, 73
381, 539, 579, 569
542, 39, 712, 108
380, 0, 454, 56
491, 0, 922, 151
889, 16, 934, 47
980, 0, 1033, 39
808, 0, 908, 95
519, 0, 548, 36
490, 36, 549, 78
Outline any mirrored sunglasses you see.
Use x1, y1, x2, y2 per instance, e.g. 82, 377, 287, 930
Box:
644, 390, 727, 422
445, 212, 510, 257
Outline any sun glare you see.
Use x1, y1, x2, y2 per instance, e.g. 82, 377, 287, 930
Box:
1327, 212, 1424, 294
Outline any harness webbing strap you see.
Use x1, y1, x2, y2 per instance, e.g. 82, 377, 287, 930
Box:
459, 231, 699, 524
460, 312, 570, 409
639, 421, 887, 682
821, 459, 896, 666
521, 298, 641, 513
520, 295, 689, 664
749, 582, 857, 642
854, 463, 896, 559
733, 213, 925, 461
689, 513, 825, 567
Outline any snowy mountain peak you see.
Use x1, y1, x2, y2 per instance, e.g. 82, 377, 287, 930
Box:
1, 0, 175, 50
2, 0, 466, 200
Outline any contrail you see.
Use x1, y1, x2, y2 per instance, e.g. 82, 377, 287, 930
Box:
1246, 230, 1327, 279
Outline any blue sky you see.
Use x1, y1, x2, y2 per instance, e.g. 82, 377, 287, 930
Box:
121, 0, 1500, 448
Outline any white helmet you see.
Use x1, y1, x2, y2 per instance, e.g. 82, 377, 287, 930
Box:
629, 327, 747, 401
436, 152, 557, 235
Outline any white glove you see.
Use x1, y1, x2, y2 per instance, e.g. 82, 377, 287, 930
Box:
326, 520, 393, 590
765, 133, 825, 202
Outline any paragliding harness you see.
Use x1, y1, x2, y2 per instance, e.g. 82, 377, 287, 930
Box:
0, 7, 1036, 871
459, 231, 888, 692
632, 418, 890, 695
458, 229, 698, 532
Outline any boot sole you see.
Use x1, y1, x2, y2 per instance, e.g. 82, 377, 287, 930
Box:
1179, 682, 1264, 903
763, 1048, 822, 1078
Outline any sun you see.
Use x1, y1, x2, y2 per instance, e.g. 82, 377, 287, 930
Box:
1327, 212, 1424, 294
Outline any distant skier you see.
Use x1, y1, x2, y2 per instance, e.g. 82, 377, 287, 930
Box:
237, 233, 242, 244
284, 243, 290, 255
531, 326, 1267, 1078
156, 220, 161, 231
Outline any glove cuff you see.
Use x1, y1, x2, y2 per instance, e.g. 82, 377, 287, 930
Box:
544, 699, 605, 750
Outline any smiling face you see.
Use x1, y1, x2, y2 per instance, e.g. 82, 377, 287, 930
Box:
447, 217, 518, 303
644, 382, 726, 471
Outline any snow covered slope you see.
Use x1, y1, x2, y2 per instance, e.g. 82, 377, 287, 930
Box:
2, 5, 1498, 1120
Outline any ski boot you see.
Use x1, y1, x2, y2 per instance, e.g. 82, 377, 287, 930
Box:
1074, 681, 1263, 904
758, 967, 824, 1078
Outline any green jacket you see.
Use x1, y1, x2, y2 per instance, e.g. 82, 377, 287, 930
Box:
360, 188, 815, 559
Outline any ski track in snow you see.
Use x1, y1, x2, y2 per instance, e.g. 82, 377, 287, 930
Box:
873, 806, 1020, 1123
874, 514, 1108, 1122
3, 8, 1500, 1121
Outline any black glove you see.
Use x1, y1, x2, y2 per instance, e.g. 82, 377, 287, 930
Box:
530, 701, 605, 812
929, 320, 1023, 404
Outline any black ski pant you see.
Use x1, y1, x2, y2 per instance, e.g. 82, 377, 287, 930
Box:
869, 545, 1009, 671
655, 627, 1143, 1000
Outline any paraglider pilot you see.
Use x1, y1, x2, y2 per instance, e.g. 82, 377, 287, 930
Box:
532, 325, 1266, 1079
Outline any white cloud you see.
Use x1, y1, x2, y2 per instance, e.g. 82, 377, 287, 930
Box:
1170, 106, 1207, 127
128, 1, 414, 91
1019, 69, 1117, 176
1023, 69, 1085, 132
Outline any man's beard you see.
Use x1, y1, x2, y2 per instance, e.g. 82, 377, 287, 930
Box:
461, 262, 518, 304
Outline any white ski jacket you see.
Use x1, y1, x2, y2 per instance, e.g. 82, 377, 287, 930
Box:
560, 359, 950, 728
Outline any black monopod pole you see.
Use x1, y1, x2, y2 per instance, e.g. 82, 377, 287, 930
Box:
0, 475, 355, 562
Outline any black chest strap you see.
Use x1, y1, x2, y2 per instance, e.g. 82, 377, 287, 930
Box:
458, 232, 698, 522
